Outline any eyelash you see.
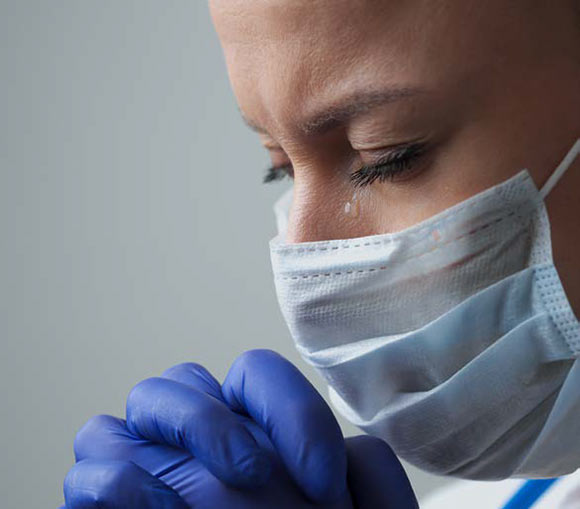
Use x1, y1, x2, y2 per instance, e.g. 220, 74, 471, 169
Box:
263, 143, 426, 187
350, 143, 426, 188
263, 164, 294, 184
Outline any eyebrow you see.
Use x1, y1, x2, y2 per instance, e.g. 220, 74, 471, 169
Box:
241, 86, 425, 137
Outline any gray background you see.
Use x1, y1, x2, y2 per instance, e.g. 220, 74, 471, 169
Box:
0, 2, 449, 507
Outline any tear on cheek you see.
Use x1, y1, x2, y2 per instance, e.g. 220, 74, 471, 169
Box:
344, 191, 360, 218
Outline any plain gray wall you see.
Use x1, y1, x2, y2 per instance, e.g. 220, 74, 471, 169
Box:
0, 2, 449, 507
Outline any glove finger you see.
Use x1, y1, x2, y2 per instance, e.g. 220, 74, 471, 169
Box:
74, 414, 194, 479
162, 362, 224, 402
161, 362, 273, 451
345, 435, 419, 509
63, 460, 189, 509
126, 376, 271, 489
221, 349, 347, 504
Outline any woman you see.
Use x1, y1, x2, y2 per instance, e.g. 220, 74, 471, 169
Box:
61, 1, 580, 507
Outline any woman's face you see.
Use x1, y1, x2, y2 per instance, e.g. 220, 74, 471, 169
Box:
210, 0, 580, 311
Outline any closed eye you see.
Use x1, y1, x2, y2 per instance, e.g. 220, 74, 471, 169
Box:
350, 142, 427, 187
263, 163, 294, 183
262, 142, 428, 186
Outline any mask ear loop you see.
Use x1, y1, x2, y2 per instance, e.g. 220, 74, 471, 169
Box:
540, 138, 580, 199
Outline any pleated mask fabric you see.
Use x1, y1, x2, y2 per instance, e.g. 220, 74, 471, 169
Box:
270, 139, 580, 480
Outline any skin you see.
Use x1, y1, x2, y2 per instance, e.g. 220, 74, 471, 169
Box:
210, 0, 580, 314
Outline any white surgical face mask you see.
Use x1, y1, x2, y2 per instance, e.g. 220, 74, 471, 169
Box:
270, 139, 580, 480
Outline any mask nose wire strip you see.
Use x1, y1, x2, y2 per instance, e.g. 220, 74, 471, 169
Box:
540, 138, 580, 199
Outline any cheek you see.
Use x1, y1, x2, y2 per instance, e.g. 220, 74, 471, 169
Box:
285, 178, 438, 243
347, 178, 450, 236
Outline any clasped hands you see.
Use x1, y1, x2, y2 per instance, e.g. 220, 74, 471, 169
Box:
61, 350, 418, 508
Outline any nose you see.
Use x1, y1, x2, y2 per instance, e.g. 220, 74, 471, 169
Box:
285, 172, 370, 244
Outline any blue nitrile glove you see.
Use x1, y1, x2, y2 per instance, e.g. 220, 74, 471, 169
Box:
61, 350, 418, 509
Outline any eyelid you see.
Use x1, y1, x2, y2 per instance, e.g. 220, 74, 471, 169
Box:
358, 139, 428, 163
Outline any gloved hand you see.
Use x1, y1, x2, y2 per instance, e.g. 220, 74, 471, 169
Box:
61, 350, 418, 508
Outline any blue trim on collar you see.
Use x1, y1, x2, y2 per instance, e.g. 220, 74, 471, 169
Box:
501, 478, 561, 509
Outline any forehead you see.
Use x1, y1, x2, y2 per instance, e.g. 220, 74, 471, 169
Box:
210, 0, 394, 42
209, 0, 519, 135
